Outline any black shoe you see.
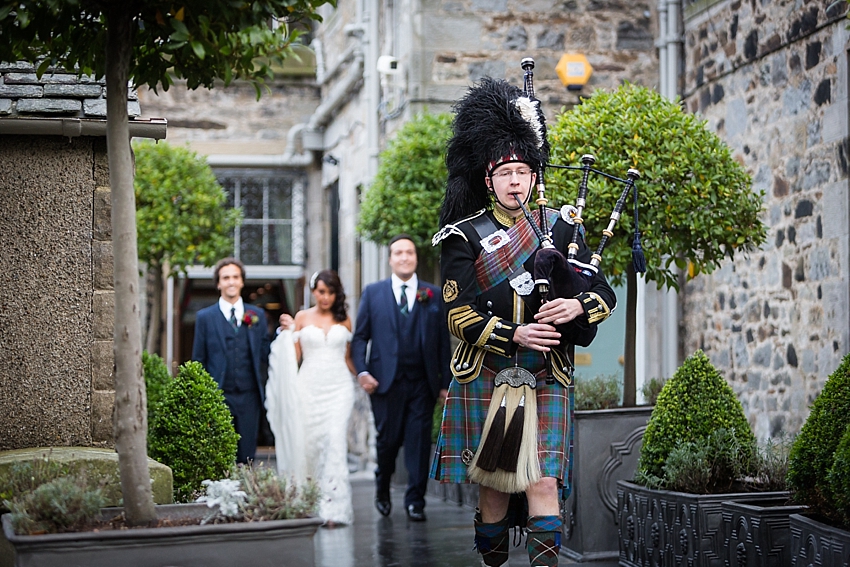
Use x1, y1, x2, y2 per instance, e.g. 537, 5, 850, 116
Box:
406, 504, 426, 522
375, 495, 391, 517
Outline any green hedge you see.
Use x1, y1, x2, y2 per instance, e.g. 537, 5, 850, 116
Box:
828, 422, 850, 526
148, 362, 239, 502
788, 353, 850, 525
143, 351, 172, 425
637, 350, 755, 480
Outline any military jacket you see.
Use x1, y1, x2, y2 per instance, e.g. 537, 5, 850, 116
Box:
437, 208, 616, 386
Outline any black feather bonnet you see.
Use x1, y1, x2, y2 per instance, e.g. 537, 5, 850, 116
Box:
439, 77, 549, 226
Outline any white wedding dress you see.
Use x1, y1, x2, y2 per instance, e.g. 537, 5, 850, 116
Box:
266, 324, 355, 525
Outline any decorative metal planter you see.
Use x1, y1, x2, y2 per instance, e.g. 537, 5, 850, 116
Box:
561, 406, 652, 562
1, 504, 322, 567
789, 513, 850, 567
618, 480, 789, 567
721, 494, 802, 567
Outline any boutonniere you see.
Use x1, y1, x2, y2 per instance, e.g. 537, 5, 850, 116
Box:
416, 287, 434, 304
243, 310, 259, 327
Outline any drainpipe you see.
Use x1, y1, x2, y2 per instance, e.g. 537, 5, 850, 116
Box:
663, 0, 681, 381
205, 47, 365, 169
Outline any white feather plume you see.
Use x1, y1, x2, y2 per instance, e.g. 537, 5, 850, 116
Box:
515, 96, 544, 148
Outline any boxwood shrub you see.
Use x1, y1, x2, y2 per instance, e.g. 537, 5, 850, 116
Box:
143, 350, 172, 424
636, 350, 755, 480
788, 353, 850, 524
148, 361, 239, 502
827, 422, 850, 527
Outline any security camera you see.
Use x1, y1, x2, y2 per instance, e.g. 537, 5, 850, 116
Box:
377, 55, 400, 75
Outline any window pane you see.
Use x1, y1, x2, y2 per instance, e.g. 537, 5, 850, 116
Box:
241, 179, 264, 219
220, 178, 237, 209
268, 177, 292, 219
269, 224, 292, 265
239, 224, 263, 265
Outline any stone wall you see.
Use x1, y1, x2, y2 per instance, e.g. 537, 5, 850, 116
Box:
402, 0, 660, 122
0, 135, 115, 449
136, 79, 321, 156
680, 0, 850, 438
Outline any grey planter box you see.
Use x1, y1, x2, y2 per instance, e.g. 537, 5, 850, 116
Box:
561, 406, 652, 562
721, 494, 802, 567
789, 513, 850, 567
618, 480, 789, 567
2, 503, 322, 567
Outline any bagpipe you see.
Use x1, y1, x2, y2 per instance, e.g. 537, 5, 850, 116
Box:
515, 57, 646, 383
467, 58, 646, 494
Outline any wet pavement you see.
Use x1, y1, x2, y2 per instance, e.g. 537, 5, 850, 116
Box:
255, 449, 618, 567
313, 475, 533, 567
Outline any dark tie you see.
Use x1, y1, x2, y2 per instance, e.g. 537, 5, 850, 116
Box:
229, 307, 238, 332
399, 284, 409, 316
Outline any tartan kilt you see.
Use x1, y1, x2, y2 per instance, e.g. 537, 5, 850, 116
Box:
430, 350, 571, 485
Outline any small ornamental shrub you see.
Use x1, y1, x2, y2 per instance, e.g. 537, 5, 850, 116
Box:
788, 353, 850, 524
143, 350, 172, 424
4, 475, 105, 535
658, 429, 752, 494
637, 350, 755, 481
751, 434, 793, 492
0, 456, 70, 513
640, 377, 667, 406
148, 361, 239, 502
576, 373, 622, 410
231, 464, 320, 522
827, 423, 850, 527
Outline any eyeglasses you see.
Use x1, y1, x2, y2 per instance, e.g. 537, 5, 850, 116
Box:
491, 168, 533, 180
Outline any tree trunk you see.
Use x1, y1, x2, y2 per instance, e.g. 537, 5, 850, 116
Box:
105, 7, 156, 526
144, 263, 163, 355
622, 267, 638, 407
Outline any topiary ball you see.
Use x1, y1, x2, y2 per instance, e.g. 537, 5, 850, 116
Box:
143, 350, 172, 424
148, 361, 239, 502
637, 350, 755, 480
788, 353, 850, 523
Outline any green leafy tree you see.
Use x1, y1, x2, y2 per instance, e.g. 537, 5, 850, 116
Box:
0, 0, 333, 525
547, 83, 767, 406
358, 112, 452, 274
135, 141, 241, 354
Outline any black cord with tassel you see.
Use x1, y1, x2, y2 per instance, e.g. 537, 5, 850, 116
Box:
631, 172, 646, 274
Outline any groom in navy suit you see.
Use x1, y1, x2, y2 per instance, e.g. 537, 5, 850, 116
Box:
192, 257, 271, 464
352, 234, 451, 521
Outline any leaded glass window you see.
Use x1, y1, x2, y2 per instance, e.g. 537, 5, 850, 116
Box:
216, 169, 305, 266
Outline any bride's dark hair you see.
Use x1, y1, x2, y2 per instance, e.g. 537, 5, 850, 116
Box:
311, 269, 348, 322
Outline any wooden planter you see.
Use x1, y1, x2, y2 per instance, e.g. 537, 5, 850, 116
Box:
618, 480, 789, 567
2, 504, 322, 567
721, 495, 802, 567
789, 513, 850, 567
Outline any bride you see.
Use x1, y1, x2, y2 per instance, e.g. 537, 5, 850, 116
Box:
266, 269, 357, 526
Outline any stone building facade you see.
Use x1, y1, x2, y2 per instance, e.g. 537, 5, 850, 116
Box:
679, 0, 850, 438
0, 62, 164, 449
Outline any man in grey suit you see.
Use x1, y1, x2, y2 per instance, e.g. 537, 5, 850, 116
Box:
351, 234, 452, 521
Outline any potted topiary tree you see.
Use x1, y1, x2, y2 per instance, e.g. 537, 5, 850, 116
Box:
787, 353, 850, 567
618, 351, 790, 567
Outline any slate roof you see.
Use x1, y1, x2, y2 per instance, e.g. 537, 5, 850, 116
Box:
0, 61, 141, 119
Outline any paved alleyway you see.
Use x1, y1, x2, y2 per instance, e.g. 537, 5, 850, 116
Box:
313, 476, 531, 567
256, 449, 616, 567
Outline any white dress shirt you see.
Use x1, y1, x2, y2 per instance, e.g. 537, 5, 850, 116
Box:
391, 273, 417, 313
219, 297, 245, 327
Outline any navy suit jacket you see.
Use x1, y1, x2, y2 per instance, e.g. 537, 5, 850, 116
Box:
192, 303, 271, 403
351, 278, 451, 398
